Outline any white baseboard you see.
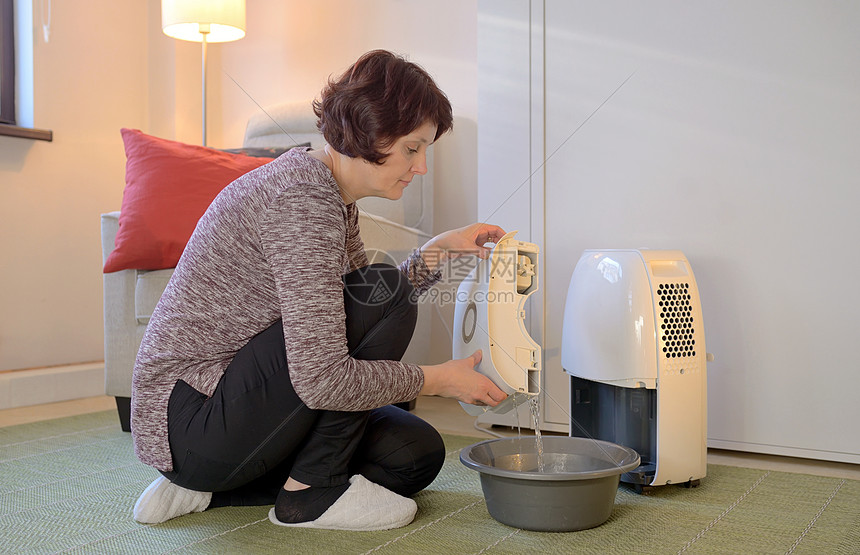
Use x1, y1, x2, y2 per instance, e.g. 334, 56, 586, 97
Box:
0, 362, 104, 410
708, 438, 860, 465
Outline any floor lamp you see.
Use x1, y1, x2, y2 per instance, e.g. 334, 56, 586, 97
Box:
161, 0, 246, 146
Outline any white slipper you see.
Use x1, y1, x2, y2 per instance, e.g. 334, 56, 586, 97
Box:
268, 475, 417, 531
133, 476, 212, 524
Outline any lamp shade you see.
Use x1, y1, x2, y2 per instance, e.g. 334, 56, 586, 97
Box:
162, 0, 246, 43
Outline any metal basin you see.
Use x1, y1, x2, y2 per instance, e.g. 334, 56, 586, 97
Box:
460, 436, 640, 532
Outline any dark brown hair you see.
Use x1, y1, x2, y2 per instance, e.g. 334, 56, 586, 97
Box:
313, 50, 453, 164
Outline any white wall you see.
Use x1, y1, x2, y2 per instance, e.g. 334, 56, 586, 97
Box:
0, 0, 149, 371
0, 0, 478, 372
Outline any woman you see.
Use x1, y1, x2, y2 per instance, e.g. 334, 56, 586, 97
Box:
130, 50, 507, 531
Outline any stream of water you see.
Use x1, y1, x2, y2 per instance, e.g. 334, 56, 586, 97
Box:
512, 394, 522, 440
528, 396, 545, 472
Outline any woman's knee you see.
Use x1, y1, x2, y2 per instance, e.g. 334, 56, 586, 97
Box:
410, 425, 445, 486
356, 408, 445, 496
402, 428, 445, 496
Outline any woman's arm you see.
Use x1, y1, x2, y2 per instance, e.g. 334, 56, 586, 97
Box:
419, 222, 506, 273
344, 204, 370, 271
419, 350, 507, 407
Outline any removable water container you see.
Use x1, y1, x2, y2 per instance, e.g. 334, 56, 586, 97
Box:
452, 231, 541, 415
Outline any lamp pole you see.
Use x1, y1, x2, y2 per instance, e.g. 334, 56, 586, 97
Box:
161, 1, 246, 147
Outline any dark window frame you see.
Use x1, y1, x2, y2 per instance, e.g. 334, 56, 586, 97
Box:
0, 0, 51, 141
0, 0, 15, 125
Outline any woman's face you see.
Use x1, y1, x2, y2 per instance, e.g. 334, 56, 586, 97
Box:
360, 120, 438, 201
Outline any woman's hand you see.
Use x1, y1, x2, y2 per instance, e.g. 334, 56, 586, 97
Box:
419, 350, 508, 407
420, 223, 506, 272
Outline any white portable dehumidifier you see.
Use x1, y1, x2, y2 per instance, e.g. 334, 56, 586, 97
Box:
561, 249, 709, 489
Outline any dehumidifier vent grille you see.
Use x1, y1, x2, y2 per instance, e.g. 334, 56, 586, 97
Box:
658, 282, 696, 359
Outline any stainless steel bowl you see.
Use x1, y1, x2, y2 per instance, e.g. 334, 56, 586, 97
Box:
460, 436, 640, 532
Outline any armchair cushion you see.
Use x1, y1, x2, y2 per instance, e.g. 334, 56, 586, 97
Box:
103, 129, 280, 273
134, 270, 174, 324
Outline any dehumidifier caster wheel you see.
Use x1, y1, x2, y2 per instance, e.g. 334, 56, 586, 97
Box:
631, 483, 654, 495
682, 479, 701, 488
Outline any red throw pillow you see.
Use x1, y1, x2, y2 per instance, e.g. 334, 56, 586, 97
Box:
103, 129, 275, 273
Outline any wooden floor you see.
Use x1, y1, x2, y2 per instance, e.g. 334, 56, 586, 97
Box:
1, 395, 857, 480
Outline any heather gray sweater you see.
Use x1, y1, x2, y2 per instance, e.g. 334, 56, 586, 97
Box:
131, 149, 439, 471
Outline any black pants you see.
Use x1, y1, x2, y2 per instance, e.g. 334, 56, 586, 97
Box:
161, 264, 445, 506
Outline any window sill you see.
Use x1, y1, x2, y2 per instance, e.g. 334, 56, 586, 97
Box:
0, 123, 53, 141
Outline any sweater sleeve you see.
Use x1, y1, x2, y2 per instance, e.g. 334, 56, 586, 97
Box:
344, 204, 369, 271
399, 248, 443, 297
259, 186, 424, 411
